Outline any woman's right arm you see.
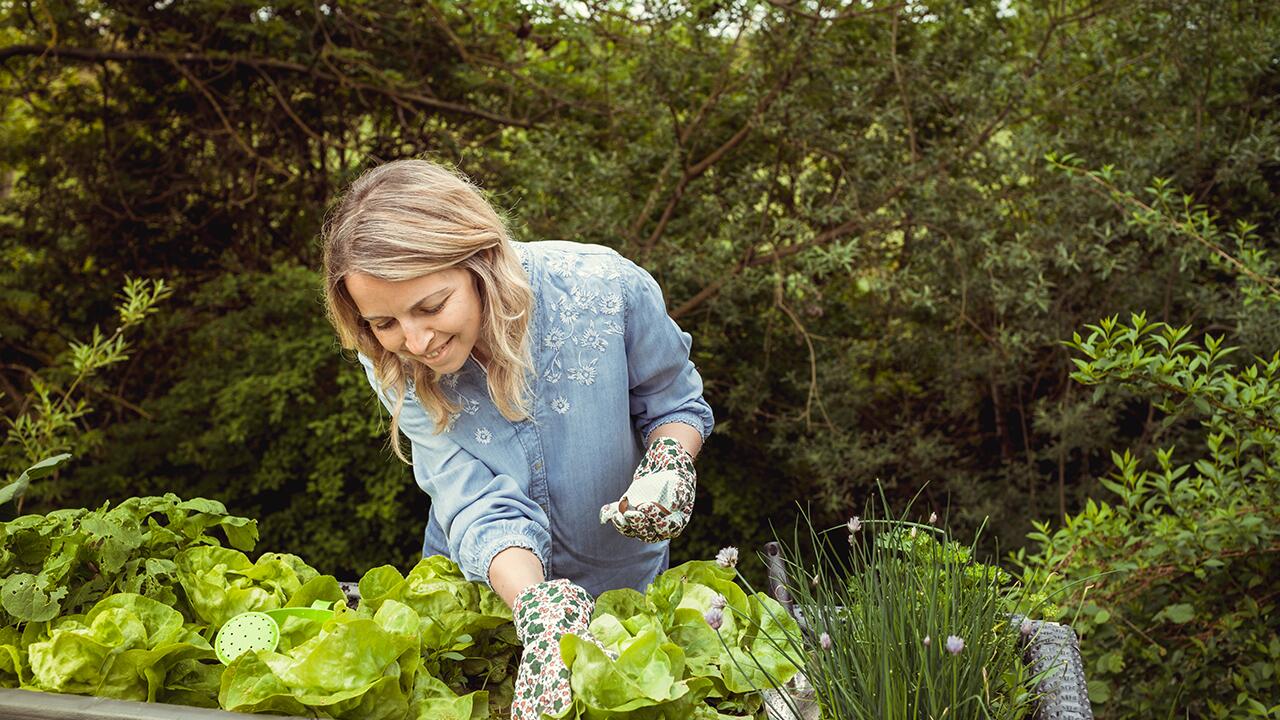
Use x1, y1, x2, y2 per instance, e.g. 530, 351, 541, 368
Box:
488, 547, 545, 607
356, 353, 550, 604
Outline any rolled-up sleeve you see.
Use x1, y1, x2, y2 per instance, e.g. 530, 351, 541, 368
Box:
356, 353, 551, 584
621, 260, 715, 445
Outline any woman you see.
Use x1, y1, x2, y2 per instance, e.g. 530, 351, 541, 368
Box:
320, 159, 713, 719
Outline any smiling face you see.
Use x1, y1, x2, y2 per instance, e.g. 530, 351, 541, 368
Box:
345, 268, 487, 374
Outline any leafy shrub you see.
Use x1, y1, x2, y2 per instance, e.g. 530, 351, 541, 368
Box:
1, 277, 171, 512
60, 264, 429, 578
1016, 313, 1280, 717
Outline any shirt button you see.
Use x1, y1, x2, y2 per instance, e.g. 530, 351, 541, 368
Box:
533, 460, 543, 472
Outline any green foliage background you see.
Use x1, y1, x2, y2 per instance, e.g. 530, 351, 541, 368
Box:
2, 1, 1278, 715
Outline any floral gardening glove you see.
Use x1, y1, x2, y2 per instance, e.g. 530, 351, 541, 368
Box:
599, 436, 697, 543
511, 579, 595, 720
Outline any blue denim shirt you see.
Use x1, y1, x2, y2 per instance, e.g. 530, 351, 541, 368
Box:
356, 240, 714, 597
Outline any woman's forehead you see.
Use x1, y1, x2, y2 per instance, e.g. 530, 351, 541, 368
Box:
346, 269, 464, 319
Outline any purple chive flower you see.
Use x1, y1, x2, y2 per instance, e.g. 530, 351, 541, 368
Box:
946, 635, 965, 655
716, 547, 739, 569
922, 635, 931, 647
710, 593, 727, 610
847, 516, 863, 533
1020, 619, 1035, 637
704, 608, 724, 631
929, 511, 938, 524
819, 632, 832, 651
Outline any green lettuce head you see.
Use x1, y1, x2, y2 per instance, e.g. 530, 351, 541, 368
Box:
26, 593, 213, 702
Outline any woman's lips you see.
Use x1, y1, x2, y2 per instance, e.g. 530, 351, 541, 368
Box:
422, 337, 452, 361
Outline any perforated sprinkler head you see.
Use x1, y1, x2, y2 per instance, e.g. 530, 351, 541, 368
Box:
214, 600, 336, 665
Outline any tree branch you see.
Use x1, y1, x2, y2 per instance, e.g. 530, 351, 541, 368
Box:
0, 45, 536, 128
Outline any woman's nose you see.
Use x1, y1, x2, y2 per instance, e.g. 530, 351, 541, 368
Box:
404, 324, 435, 356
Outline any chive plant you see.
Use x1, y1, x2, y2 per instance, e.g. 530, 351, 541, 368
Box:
735, 501, 1044, 720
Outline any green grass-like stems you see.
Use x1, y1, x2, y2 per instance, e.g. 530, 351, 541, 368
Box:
738, 498, 1045, 720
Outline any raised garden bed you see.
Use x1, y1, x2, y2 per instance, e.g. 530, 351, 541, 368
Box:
0, 549, 1093, 720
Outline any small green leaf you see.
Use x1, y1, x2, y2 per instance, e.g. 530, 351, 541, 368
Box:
1161, 603, 1196, 624
1088, 679, 1111, 703
0, 453, 73, 505
2, 573, 68, 622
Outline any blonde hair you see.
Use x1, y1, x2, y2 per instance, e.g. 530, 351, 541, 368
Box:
321, 159, 533, 463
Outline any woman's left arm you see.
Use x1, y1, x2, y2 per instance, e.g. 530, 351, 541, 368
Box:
600, 256, 714, 542
646, 421, 703, 460
618, 258, 715, 447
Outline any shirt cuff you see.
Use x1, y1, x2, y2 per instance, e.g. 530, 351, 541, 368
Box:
641, 411, 712, 447
464, 520, 551, 585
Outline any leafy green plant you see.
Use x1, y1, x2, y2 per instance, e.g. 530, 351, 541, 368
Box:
1, 496, 805, 718
1016, 155, 1280, 719
0, 494, 258, 626
63, 264, 430, 579
0, 276, 171, 512
570, 559, 801, 719
768, 503, 1041, 720
27, 593, 214, 702
1017, 313, 1280, 717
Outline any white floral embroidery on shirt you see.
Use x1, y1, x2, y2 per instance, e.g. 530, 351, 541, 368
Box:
544, 326, 570, 350
474, 427, 492, 444
567, 356, 599, 386
547, 255, 575, 279
460, 396, 480, 415
557, 296, 580, 326
571, 285, 598, 311
543, 355, 563, 384
598, 293, 623, 315
575, 322, 608, 352
440, 373, 459, 389
539, 250, 630, 407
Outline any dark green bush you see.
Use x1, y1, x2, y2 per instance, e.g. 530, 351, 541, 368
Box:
1017, 313, 1280, 717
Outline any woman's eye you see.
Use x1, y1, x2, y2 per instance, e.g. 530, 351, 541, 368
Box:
371, 303, 443, 331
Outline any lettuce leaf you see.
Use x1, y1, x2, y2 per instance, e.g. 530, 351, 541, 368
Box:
359, 556, 512, 651
411, 671, 490, 720
219, 598, 422, 719
175, 546, 317, 629
26, 593, 213, 701
558, 626, 714, 718
578, 560, 802, 717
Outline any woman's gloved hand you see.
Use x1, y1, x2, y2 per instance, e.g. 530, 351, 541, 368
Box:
599, 437, 697, 543
511, 579, 595, 720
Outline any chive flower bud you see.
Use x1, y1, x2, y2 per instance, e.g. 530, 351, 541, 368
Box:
710, 593, 727, 610
704, 608, 724, 630
819, 632, 832, 651
715, 547, 739, 569
946, 635, 964, 655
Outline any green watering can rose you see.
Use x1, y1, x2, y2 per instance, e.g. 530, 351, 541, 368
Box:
213, 600, 337, 665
